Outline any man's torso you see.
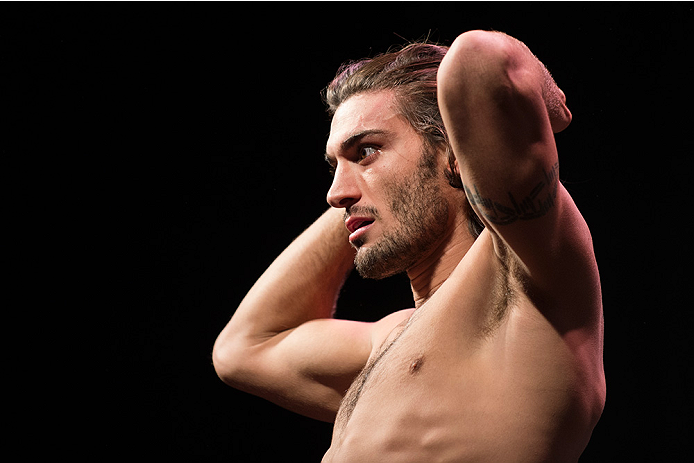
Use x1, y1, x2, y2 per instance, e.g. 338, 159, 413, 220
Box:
322, 230, 605, 462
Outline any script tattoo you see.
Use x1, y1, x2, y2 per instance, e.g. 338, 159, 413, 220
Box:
464, 162, 560, 225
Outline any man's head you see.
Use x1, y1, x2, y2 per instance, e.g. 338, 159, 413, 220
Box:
323, 43, 484, 279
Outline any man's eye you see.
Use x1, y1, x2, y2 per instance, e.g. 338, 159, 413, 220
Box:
358, 146, 379, 161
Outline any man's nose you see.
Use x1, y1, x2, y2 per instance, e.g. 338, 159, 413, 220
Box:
326, 163, 361, 209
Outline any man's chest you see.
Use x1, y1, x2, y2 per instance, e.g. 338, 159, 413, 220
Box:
329, 299, 586, 463
334, 302, 478, 434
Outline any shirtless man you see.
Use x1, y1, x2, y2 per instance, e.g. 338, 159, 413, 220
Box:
213, 30, 605, 462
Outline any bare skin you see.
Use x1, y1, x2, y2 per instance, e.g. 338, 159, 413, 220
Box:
214, 31, 605, 462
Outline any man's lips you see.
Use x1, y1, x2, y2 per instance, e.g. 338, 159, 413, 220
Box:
345, 216, 374, 234
345, 216, 375, 243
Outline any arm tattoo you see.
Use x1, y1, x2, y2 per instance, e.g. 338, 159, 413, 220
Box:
463, 162, 560, 226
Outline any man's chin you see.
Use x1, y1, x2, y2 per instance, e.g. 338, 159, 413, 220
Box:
353, 241, 408, 280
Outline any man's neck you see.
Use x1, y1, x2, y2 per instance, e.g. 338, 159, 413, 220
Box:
407, 215, 475, 308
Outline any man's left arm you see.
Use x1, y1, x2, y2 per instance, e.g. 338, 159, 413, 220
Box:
438, 30, 594, 285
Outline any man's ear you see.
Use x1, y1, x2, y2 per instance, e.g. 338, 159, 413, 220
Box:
450, 157, 459, 176
444, 147, 463, 189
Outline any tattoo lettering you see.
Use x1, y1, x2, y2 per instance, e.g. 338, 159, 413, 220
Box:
464, 162, 560, 225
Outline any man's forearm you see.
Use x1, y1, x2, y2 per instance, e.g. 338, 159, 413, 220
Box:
222, 207, 355, 343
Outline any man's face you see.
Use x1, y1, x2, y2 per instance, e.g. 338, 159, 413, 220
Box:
325, 91, 449, 279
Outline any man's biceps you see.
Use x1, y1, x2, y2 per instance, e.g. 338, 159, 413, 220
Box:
278, 319, 373, 368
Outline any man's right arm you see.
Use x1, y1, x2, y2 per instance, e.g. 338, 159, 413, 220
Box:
212, 208, 372, 422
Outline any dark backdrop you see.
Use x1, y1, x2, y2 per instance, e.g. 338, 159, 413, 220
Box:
9, 3, 690, 461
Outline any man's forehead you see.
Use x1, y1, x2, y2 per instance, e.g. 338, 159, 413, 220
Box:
326, 91, 400, 154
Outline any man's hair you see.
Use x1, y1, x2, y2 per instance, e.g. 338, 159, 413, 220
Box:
323, 42, 485, 239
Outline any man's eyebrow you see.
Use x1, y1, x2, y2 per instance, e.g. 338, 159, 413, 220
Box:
340, 129, 389, 151
324, 129, 390, 165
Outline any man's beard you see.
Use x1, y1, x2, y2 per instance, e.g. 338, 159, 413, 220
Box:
351, 151, 449, 280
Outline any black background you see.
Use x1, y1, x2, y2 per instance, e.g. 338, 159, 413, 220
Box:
8, 3, 691, 461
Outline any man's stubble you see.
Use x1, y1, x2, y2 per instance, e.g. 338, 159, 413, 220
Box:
353, 151, 449, 280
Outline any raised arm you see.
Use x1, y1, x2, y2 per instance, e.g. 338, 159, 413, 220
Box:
213, 208, 374, 422
437, 31, 594, 287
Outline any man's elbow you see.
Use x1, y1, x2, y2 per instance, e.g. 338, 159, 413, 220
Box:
212, 338, 234, 386
440, 31, 510, 78
438, 30, 527, 104
448, 30, 512, 59
212, 335, 250, 388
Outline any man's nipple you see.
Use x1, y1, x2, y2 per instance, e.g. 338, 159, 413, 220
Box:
409, 355, 425, 375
